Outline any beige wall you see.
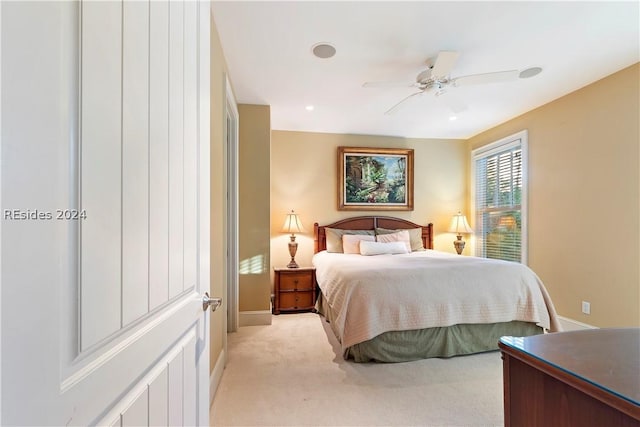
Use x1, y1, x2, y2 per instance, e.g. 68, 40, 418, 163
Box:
238, 104, 272, 311
270, 131, 469, 273
468, 63, 640, 327
209, 13, 229, 373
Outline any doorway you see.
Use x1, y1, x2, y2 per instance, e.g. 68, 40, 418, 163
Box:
224, 75, 239, 334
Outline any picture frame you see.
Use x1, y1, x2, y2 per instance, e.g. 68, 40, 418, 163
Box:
338, 146, 414, 211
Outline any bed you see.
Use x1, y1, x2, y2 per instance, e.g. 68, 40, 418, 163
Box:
313, 216, 561, 363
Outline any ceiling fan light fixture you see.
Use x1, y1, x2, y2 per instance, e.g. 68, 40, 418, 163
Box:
311, 43, 336, 59
519, 67, 543, 79
435, 88, 447, 97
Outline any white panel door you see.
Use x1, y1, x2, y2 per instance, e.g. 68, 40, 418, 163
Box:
0, 1, 212, 425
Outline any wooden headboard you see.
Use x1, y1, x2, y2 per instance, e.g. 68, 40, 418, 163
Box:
314, 216, 434, 253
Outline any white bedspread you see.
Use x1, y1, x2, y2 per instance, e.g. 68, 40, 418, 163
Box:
313, 250, 561, 350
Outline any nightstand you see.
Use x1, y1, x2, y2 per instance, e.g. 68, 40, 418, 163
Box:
272, 267, 316, 314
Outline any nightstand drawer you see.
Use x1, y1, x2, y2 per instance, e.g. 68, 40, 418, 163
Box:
279, 272, 314, 291
279, 291, 314, 310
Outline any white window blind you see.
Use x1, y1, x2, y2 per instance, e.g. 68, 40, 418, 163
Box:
472, 131, 527, 263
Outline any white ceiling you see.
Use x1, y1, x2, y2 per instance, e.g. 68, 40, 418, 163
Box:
211, 1, 639, 139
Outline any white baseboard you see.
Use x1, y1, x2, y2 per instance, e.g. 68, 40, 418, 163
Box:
239, 309, 272, 326
557, 315, 597, 331
209, 348, 225, 406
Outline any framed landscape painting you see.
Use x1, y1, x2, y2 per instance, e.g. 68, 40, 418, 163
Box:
338, 147, 414, 211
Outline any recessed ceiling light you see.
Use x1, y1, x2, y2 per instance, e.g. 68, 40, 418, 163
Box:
449, 115, 457, 121
311, 43, 336, 59
305, 105, 314, 111
519, 67, 543, 79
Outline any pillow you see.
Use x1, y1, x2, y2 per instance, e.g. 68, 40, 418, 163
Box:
375, 230, 411, 252
325, 228, 375, 253
342, 234, 375, 254
376, 227, 425, 251
360, 241, 410, 256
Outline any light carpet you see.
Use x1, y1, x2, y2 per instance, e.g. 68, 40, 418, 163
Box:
210, 313, 504, 427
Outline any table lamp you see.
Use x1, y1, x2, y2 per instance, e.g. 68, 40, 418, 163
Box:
282, 210, 304, 268
448, 211, 473, 255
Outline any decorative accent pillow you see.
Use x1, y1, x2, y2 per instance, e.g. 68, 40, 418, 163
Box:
375, 229, 411, 252
342, 234, 375, 254
325, 228, 375, 253
376, 227, 425, 251
360, 241, 409, 256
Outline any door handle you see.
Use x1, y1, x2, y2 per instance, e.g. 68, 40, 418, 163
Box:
202, 292, 223, 312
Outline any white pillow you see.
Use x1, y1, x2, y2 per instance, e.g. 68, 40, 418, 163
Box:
375, 229, 411, 251
360, 241, 410, 256
376, 227, 425, 251
342, 234, 375, 254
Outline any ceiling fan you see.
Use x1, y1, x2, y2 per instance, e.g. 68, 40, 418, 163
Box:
363, 51, 542, 115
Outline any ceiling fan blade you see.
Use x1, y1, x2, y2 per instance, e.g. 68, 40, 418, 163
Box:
452, 70, 519, 87
363, 81, 417, 88
384, 91, 423, 115
431, 51, 459, 78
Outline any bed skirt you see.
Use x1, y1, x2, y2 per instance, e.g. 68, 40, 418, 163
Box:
316, 293, 543, 363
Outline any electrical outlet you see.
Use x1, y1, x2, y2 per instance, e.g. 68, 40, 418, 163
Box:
581, 301, 591, 315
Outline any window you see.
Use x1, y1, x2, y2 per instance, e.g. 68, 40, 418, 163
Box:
472, 131, 527, 263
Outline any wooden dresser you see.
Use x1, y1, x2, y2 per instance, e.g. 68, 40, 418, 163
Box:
499, 328, 640, 427
272, 267, 316, 315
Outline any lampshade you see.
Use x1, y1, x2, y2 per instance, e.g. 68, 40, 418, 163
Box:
282, 210, 305, 234
448, 211, 473, 234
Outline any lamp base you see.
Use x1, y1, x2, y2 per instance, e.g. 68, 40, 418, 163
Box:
287, 237, 299, 268
453, 235, 465, 255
